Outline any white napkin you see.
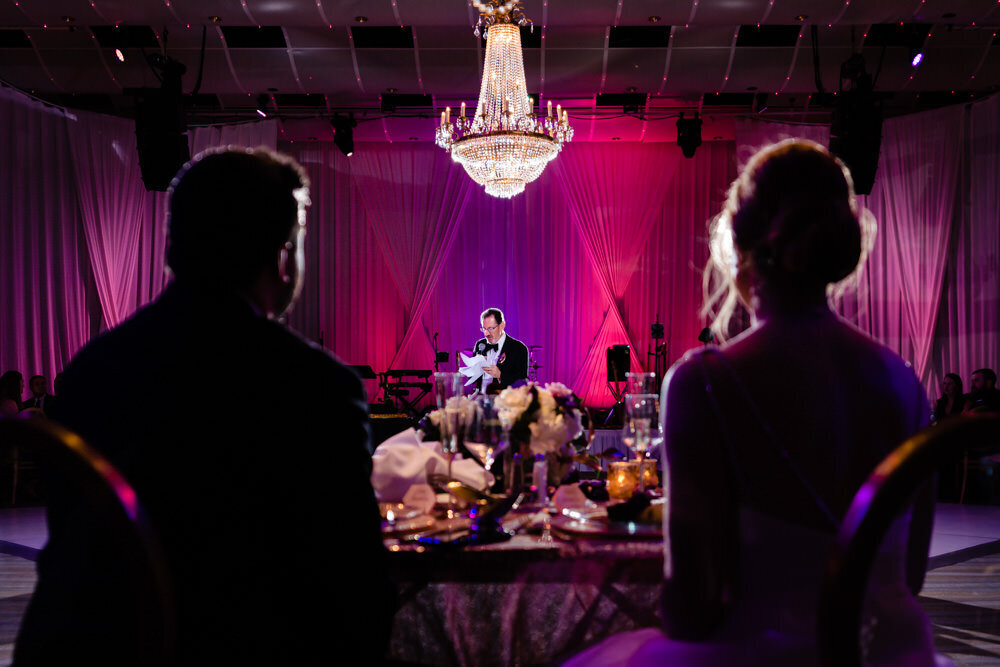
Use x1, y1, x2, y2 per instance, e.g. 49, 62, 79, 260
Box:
371, 427, 495, 502
458, 349, 498, 387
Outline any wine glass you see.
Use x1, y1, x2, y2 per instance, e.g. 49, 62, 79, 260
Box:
623, 393, 659, 491
467, 395, 502, 475
433, 372, 464, 482
626, 372, 658, 396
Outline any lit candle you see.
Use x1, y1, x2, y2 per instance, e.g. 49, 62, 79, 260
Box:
460, 102, 466, 119
556, 103, 561, 120
440, 110, 446, 126
608, 461, 639, 499
547, 100, 553, 117
445, 106, 450, 123
563, 109, 568, 123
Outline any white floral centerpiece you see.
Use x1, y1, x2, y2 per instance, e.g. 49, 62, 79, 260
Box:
495, 382, 594, 486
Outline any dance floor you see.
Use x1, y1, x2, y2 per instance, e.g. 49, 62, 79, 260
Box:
1, 503, 999, 665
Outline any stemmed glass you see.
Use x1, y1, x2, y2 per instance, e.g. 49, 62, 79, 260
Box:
433, 372, 465, 483
626, 372, 659, 396
623, 393, 660, 491
466, 395, 503, 484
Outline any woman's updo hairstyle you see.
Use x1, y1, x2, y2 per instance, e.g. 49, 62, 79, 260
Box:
704, 139, 875, 338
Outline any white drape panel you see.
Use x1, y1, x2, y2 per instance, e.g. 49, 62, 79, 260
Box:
930, 95, 1000, 390
68, 111, 149, 329
858, 105, 964, 385
0, 86, 90, 383
733, 118, 831, 171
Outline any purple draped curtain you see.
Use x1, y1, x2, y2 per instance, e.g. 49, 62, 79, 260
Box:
0, 87, 90, 387
350, 145, 473, 370
283, 142, 733, 407
3, 89, 998, 409
68, 111, 149, 330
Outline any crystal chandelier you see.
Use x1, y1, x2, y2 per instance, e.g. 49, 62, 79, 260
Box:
435, 1, 573, 199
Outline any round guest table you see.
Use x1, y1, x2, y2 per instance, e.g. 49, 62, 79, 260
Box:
386, 531, 663, 666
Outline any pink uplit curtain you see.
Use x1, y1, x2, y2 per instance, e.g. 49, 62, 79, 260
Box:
856, 105, 964, 385
350, 145, 473, 370
931, 95, 1000, 390
68, 111, 149, 329
624, 141, 737, 368
552, 143, 679, 395
0, 87, 90, 384
282, 143, 407, 400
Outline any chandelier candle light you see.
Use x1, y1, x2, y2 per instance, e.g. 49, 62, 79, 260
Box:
435, 0, 573, 198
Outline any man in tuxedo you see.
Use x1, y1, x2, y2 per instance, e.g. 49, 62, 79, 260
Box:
16, 148, 394, 666
21, 375, 51, 412
473, 307, 529, 394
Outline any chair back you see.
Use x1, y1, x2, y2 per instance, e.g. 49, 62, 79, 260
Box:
819, 414, 1000, 667
0, 416, 175, 665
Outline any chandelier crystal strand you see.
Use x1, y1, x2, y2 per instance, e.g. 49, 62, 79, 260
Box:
435, 2, 572, 198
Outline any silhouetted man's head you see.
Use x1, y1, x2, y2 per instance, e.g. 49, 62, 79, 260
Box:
28, 375, 47, 398
166, 147, 310, 317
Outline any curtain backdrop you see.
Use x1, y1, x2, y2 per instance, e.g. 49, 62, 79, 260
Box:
2, 82, 998, 408
551, 143, 679, 392
68, 111, 150, 329
930, 95, 1000, 392
860, 105, 965, 387
351, 145, 473, 370
283, 141, 733, 406
0, 86, 90, 387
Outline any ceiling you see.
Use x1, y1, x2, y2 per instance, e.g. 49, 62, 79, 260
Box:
1, 0, 998, 143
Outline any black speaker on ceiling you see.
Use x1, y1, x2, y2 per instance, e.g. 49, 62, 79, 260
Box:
829, 54, 882, 196
134, 55, 190, 191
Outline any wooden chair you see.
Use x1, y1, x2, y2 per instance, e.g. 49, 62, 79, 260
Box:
0, 416, 175, 665
819, 415, 1000, 667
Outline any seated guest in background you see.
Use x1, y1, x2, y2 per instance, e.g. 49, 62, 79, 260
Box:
22, 375, 51, 413
473, 307, 529, 394
567, 140, 937, 666
0, 370, 23, 416
933, 372, 967, 423
965, 368, 1000, 414
15, 147, 394, 666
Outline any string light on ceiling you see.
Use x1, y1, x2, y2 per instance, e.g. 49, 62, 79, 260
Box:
435, 0, 573, 198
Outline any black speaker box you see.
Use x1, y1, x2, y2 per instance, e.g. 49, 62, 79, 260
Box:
606, 345, 631, 383
134, 89, 191, 191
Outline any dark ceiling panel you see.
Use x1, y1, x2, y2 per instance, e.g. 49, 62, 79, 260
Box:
736, 25, 802, 47
351, 26, 414, 49
608, 26, 670, 49
221, 26, 286, 48
0, 29, 31, 48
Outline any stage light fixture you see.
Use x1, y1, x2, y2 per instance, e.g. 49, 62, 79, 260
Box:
332, 114, 356, 157
676, 112, 702, 159
255, 93, 269, 118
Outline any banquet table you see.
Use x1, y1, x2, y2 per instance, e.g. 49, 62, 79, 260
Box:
385, 519, 664, 666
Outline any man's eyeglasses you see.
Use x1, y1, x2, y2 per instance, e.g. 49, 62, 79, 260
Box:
480, 325, 500, 333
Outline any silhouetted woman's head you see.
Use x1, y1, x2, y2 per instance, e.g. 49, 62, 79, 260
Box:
704, 139, 873, 337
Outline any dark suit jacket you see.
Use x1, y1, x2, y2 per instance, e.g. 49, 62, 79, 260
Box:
15, 281, 394, 666
473, 334, 529, 394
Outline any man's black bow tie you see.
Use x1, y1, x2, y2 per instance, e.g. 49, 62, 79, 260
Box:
483, 342, 499, 353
